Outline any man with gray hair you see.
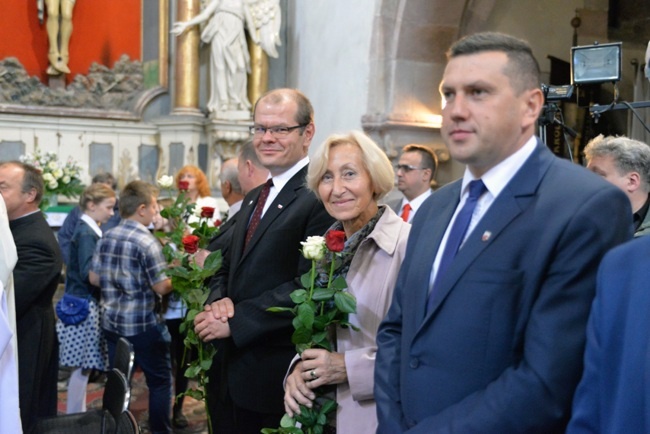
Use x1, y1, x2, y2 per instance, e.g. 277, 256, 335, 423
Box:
204, 158, 244, 259
237, 139, 270, 195
584, 134, 650, 236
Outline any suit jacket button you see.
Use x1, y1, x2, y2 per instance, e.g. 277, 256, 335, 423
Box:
409, 358, 419, 368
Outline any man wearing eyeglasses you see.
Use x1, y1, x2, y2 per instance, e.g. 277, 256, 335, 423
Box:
391, 144, 438, 223
194, 88, 334, 434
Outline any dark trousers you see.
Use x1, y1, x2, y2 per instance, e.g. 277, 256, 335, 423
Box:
207, 359, 283, 434
166, 318, 190, 412
105, 324, 172, 434
210, 394, 283, 434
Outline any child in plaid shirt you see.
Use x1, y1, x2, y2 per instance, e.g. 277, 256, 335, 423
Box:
90, 180, 173, 434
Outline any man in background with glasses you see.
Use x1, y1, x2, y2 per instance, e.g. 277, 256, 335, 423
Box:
194, 88, 334, 434
390, 144, 438, 223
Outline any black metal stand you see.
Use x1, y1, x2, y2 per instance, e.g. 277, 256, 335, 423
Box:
590, 100, 650, 119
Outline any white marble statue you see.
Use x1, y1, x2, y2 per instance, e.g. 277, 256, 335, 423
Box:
171, 0, 281, 115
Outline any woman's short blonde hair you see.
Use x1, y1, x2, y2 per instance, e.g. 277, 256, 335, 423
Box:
175, 165, 211, 197
307, 130, 394, 201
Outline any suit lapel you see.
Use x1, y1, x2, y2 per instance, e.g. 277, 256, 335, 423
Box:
239, 166, 307, 263
208, 213, 237, 243
229, 188, 260, 271
418, 143, 554, 327
408, 183, 461, 324
218, 213, 237, 234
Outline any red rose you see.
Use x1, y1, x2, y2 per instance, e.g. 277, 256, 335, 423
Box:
182, 235, 200, 254
178, 180, 190, 191
325, 230, 346, 252
201, 206, 215, 218
213, 219, 222, 227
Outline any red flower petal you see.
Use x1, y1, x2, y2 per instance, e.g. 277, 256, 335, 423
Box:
325, 230, 346, 252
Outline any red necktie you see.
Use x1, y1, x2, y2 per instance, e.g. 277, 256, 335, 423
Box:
401, 203, 412, 222
245, 179, 273, 246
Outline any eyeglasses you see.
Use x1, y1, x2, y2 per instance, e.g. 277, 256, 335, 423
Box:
249, 124, 308, 137
396, 164, 426, 173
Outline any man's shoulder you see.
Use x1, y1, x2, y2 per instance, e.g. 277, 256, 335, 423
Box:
542, 156, 625, 201
606, 236, 650, 264
384, 197, 403, 213
11, 211, 53, 237
11, 212, 61, 261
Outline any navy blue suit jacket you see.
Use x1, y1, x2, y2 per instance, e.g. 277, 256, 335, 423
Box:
567, 236, 650, 434
375, 143, 633, 433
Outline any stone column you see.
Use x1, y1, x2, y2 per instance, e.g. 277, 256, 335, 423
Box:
173, 0, 201, 115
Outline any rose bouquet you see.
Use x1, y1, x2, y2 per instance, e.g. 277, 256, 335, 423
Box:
20, 148, 84, 210
263, 230, 358, 434
155, 175, 222, 434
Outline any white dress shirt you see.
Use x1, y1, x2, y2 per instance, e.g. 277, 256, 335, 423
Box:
400, 189, 432, 223
429, 136, 538, 289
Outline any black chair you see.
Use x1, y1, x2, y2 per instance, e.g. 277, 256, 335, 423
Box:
114, 337, 135, 384
115, 410, 140, 434
35, 368, 130, 434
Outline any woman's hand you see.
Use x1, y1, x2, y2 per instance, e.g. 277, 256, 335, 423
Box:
284, 361, 315, 417
299, 348, 347, 389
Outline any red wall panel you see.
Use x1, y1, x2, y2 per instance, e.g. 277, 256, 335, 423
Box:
0, 0, 142, 84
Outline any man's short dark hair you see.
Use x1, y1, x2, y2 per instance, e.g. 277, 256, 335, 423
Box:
92, 172, 117, 190
119, 180, 157, 218
402, 144, 438, 182
1, 161, 45, 204
448, 32, 541, 93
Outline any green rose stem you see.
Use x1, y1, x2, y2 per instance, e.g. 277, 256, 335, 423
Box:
321, 259, 336, 317
197, 340, 212, 434
157, 175, 222, 434
263, 237, 357, 434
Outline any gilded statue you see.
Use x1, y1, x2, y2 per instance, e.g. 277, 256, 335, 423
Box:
37, 0, 77, 75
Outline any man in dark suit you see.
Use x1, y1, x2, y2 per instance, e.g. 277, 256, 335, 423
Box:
567, 236, 650, 433
0, 161, 62, 432
204, 141, 268, 259
374, 32, 633, 433
194, 88, 334, 434
205, 157, 245, 260
387, 144, 437, 223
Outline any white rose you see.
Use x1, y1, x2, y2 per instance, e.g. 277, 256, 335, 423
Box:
157, 175, 174, 189
48, 161, 59, 170
62, 175, 71, 184
53, 168, 64, 179
301, 236, 326, 261
42, 173, 54, 182
48, 180, 58, 190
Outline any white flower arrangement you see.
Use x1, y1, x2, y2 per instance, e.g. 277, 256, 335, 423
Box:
20, 148, 85, 209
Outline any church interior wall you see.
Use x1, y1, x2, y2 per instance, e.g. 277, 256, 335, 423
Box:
282, 0, 376, 149
0, 0, 648, 204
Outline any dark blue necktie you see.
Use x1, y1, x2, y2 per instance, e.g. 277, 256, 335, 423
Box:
427, 179, 487, 313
